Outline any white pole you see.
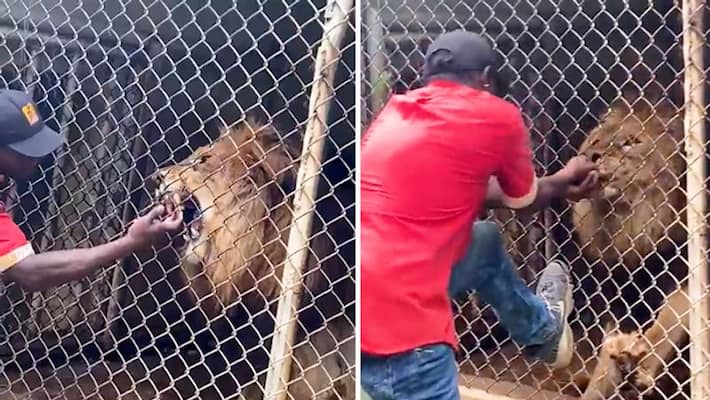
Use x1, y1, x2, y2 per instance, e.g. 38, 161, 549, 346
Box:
366, 0, 387, 118
262, 0, 354, 398
682, 1, 709, 398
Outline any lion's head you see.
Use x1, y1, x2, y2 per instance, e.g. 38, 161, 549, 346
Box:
154, 119, 299, 314
572, 97, 686, 268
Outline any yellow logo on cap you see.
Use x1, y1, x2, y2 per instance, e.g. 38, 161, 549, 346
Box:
21, 103, 40, 125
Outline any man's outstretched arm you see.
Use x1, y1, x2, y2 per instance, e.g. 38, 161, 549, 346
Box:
485, 156, 599, 212
488, 108, 599, 213
4, 206, 181, 292
6, 236, 141, 291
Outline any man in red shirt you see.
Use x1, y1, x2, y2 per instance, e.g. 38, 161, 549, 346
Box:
361, 31, 599, 399
0, 89, 181, 292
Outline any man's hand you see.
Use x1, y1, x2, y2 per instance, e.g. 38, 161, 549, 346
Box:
566, 170, 600, 201
556, 156, 599, 202
126, 205, 182, 248
557, 155, 598, 184
6, 205, 183, 293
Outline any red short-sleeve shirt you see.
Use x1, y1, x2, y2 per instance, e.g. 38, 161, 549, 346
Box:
0, 204, 34, 273
361, 80, 537, 355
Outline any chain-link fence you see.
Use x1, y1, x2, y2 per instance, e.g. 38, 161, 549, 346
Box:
362, 1, 708, 399
0, 1, 355, 399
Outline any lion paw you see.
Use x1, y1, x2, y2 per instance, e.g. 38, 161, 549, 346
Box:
605, 331, 653, 392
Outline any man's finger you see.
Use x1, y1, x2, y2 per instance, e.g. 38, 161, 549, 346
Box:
567, 170, 600, 200
161, 211, 183, 231
576, 173, 601, 199
575, 164, 598, 184
146, 205, 166, 221
578, 172, 596, 188
161, 221, 183, 232
581, 161, 598, 173
587, 171, 600, 187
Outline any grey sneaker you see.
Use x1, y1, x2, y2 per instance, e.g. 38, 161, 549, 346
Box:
528, 260, 574, 369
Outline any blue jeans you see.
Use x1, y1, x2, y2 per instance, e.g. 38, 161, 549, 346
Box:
361, 344, 459, 400
361, 221, 558, 400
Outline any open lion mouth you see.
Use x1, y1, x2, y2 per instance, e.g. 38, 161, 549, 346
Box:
158, 191, 203, 242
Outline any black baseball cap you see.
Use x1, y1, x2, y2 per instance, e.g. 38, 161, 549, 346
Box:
0, 89, 65, 158
423, 30, 497, 76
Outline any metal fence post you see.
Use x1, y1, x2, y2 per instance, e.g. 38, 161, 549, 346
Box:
682, 1, 709, 399
262, 0, 354, 398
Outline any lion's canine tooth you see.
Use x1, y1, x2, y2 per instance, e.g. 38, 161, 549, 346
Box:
603, 186, 620, 199
189, 225, 199, 240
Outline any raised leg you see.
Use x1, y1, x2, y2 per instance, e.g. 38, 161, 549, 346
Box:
449, 221, 574, 367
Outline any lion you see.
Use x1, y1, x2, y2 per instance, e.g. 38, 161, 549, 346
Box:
154, 118, 355, 400
571, 95, 695, 399
572, 95, 686, 269
577, 324, 653, 400
578, 288, 691, 400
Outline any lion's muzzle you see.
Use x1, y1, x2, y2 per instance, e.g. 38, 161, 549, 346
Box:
153, 170, 204, 242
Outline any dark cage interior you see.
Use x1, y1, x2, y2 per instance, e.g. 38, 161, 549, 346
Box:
0, 0, 354, 398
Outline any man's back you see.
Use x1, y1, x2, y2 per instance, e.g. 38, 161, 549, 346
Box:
361, 79, 536, 355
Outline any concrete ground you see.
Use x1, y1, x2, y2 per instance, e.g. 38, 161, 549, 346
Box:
458, 327, 597, 399
0, 352, 236, 400
0, 358, 166, 400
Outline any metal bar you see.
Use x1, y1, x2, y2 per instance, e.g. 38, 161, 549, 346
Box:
45, 53, 80, 249
365, 0, 387, 118
262, 0, 353, 398
102, 41, 163, 348
682, 1, 709, 399
21, 44, 44, 337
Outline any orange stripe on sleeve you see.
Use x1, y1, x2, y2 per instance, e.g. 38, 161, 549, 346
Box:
0, 243, 35, 272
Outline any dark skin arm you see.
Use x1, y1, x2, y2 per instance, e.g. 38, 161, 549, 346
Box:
4, 205, 182, 292
485, 155, 599, 212
472, 72, 599, 212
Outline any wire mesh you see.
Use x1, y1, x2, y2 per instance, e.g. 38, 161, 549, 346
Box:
0, 1, 355, 399
362, 1, 709, 399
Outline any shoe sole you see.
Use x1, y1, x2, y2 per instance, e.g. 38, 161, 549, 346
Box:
548, 280, 574, 369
